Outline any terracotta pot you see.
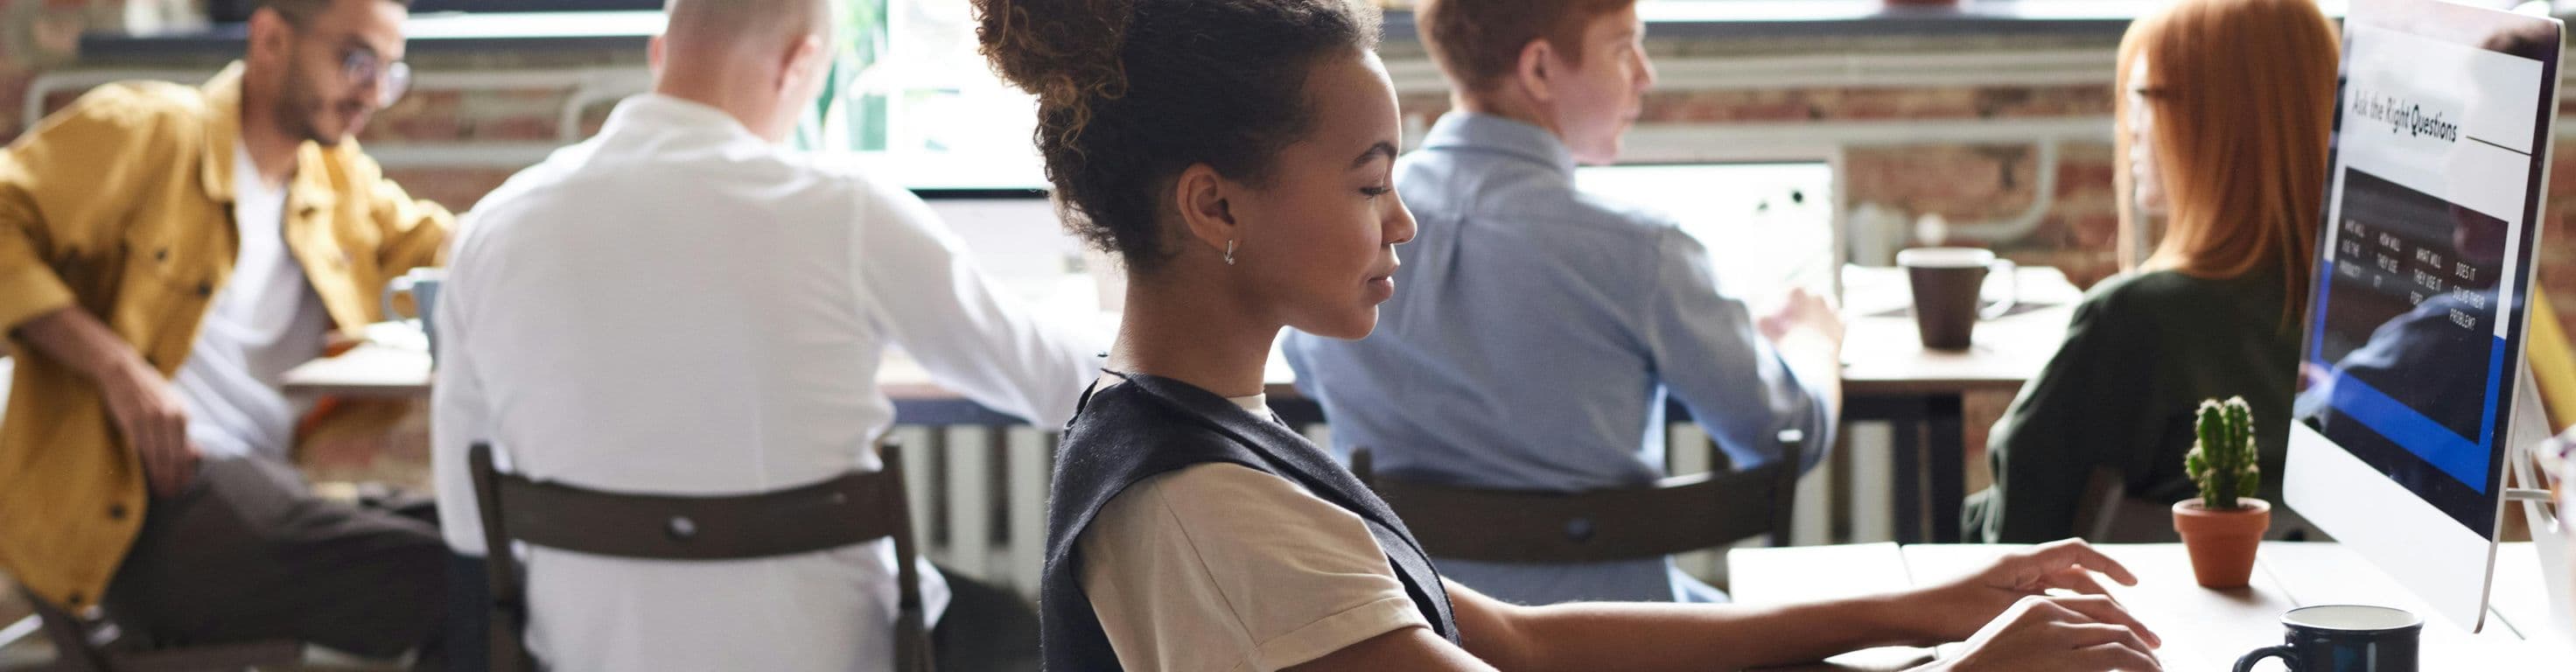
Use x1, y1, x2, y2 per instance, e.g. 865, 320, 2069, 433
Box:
2173, 498, 2271, 588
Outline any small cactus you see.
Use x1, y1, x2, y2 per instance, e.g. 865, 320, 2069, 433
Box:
2185, 396, 2261, 511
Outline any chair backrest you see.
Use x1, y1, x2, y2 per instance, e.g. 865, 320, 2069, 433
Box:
2069, 466, 2132, 542
468, 440, 931, 672
1349, 430, 1802, 564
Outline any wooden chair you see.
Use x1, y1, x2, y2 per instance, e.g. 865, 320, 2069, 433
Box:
468, 440, 932, 672
1350, 430, 1803, 564
15, 587, 300, 672
2067, 466, 2177, 542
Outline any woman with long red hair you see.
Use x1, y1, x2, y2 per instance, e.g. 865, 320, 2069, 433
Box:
1967, 0, 2339, 542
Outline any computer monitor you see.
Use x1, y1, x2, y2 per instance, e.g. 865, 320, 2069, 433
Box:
1572, 162, 1838, 304
914, 188, 1116, 324
2286, 0, 2561, 633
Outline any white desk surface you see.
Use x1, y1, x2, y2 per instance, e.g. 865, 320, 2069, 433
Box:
283, 266, 2083, 402
1729, 542, 2568, 671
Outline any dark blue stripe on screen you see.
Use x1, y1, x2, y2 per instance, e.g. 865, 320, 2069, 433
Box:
2311, 260, 2335, 360
2326, 369, 2492, 493
2480, 335, 2505, 447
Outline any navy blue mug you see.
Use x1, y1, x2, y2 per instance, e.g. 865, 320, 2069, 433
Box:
2233, 604, 2420, 672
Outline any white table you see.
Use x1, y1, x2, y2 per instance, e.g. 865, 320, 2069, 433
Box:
1728, 542, 2569, 670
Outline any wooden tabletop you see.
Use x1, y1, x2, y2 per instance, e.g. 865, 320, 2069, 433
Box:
1730, 542, 2567, 671
284, 266, 2083, 402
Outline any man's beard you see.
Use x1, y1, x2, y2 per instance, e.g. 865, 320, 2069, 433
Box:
275, 60, 342, 147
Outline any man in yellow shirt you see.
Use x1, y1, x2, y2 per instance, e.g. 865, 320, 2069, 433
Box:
0, 0, 451, 659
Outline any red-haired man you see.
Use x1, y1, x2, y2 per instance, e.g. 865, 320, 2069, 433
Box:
1285, 0, 1846, 606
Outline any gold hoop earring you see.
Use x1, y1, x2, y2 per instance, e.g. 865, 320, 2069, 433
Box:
1224, 239, 1236, 266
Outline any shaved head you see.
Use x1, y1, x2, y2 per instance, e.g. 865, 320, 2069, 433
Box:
650, 0, 838, 144
662, 0, 831, 56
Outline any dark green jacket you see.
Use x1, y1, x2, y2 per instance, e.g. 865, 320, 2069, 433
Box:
1965, 269, 2301, 542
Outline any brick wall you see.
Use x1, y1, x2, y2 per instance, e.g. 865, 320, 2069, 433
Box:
0, 1, 95, 140
5, 7, 2566, 323
4, 5, 2572, 480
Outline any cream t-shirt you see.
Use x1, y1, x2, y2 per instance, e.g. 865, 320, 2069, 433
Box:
1076, 396, 1431, 671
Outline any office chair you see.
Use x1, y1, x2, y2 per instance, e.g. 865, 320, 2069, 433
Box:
1350, 430, 1802, 564
468, 439, 932, 672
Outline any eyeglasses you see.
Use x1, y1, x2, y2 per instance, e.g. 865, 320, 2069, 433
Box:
342, 48, 411, 108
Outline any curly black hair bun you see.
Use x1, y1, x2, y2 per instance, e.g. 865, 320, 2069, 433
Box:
971, 0, 1382, 273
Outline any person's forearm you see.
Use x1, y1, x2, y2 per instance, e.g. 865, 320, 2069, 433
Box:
14, 306, 147, 380
16, 289, 201, 498
1503, 592, 1936, 671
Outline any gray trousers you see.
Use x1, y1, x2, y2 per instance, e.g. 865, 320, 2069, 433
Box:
102, 456, 447, 659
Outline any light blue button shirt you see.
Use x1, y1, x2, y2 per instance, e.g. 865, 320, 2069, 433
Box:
1284, 113, 1834, 606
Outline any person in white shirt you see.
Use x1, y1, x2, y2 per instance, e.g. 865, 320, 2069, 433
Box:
429, 0, 1099, 668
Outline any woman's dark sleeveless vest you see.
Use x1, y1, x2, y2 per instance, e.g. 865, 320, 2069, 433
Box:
1039, 373, 1459, 670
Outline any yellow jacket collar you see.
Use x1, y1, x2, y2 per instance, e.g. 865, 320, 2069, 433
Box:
198, 62, 245, 203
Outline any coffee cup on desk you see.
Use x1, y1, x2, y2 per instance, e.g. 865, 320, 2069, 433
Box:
1896, 248, 2018, 351
2231, 604, 2420, 672
382, 268, 446, 361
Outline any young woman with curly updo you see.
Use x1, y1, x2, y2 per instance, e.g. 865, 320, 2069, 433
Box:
987, 1, 2166, 668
